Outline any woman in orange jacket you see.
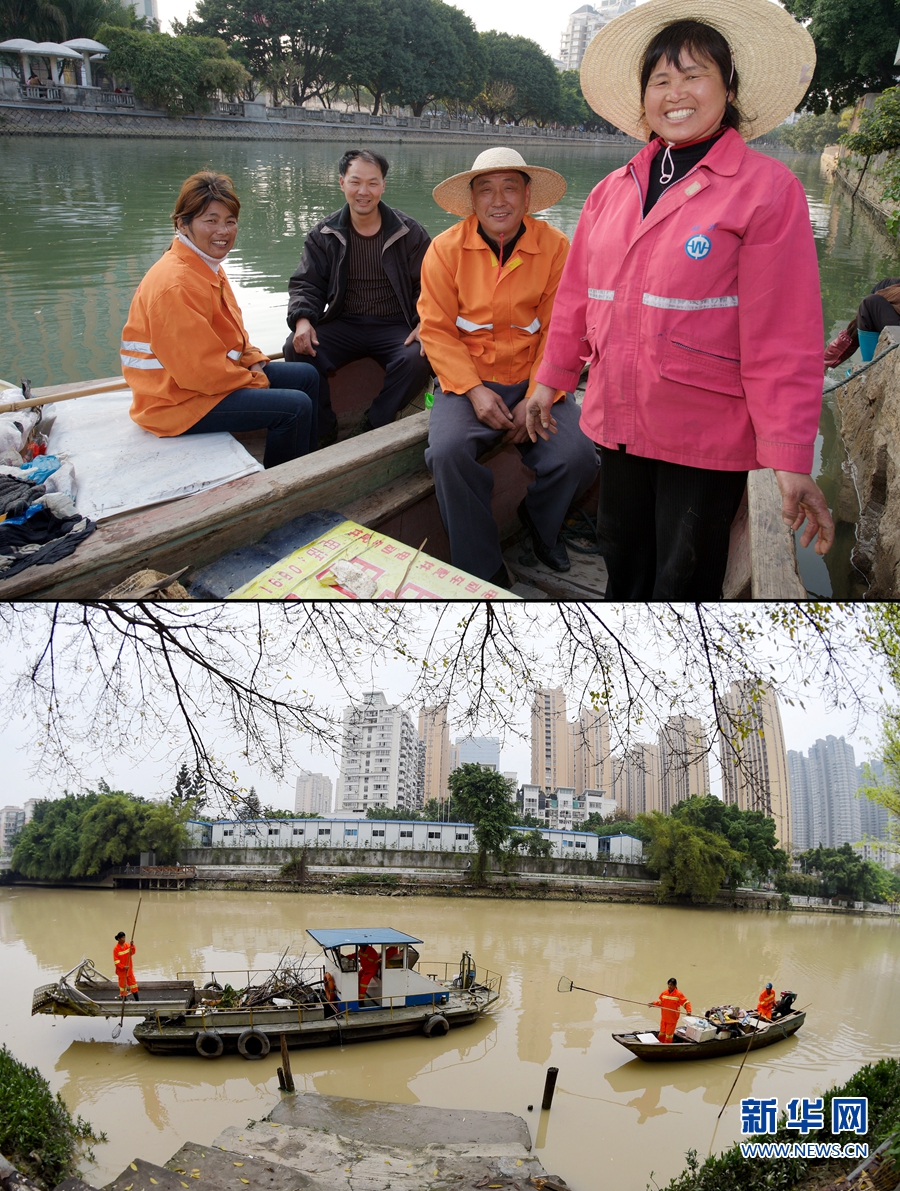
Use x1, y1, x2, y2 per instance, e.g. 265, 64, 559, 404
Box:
123, 171, 318, 468
651, 977, 690, 1043
113, 930, 139, 1001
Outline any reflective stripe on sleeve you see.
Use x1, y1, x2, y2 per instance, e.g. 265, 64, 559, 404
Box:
226, 348, 242, 361
512, 318, 541, 334
121, 339, 152, 353
642, 293, 739, 310
121, 354, 164, 369
588, 289, 615, 301
456, 316, 493, 333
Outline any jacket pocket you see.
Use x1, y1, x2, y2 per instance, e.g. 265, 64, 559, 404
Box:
660, 335, 744, 398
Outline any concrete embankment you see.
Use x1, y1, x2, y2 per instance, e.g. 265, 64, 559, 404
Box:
830, 325, 900, 596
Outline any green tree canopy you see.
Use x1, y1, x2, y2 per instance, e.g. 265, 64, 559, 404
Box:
447, 763, 518, 877
779, 108, 843, 151
11, 783, 190, 880
509, 828, 553, 858
637, 810, 747, 903
796, 842, 887, 902
473, 31, 560, 125
382, 0, 483, 117
670, 795, 789, 880
781, 0, 900, 113
171, 762, 207, 810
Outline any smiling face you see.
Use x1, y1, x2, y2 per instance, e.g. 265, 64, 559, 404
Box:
179, 199, 238, 259
339, 158, 386, 219
470, 171, 530, 240
642, 50, 730, 145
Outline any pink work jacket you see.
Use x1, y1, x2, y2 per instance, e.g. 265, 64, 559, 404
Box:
536, 128, 823, 472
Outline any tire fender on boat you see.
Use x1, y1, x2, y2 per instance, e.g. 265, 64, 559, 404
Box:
422, 1013, 450, 1037
237, 1027, 271, 1060
203, 981, 224, 991
195, 1029, 224, 1058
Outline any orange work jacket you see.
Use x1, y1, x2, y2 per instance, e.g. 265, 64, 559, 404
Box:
113, 940, 135, 971
123, 237, 269, 437
417, 215, 569, 401
653, 988, 691, 1017
757, 988, 776, 1018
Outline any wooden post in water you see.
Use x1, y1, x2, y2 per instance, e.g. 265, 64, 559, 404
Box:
280, 1034, 295, 1092
541, 1067, 558, 1111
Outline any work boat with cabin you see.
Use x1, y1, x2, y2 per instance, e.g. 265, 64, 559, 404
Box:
31, 927, 502, 1058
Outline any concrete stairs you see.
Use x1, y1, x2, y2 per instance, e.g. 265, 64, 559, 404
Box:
100, 1093, 568, 1191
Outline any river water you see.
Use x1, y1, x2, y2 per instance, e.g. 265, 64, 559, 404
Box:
2, 887, 899, 1190
1, 137, 898, 594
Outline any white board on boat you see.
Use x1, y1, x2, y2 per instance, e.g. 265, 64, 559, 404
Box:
49, 389, 262, 522
635, 1032, 660, 1044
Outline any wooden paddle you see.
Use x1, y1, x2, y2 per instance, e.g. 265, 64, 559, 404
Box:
112, 897, 142, 1039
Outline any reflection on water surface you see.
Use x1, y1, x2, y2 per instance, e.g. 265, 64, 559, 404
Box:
2, 888, 899, 1190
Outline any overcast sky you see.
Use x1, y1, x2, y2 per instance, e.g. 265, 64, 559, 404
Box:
1, 616, 886, 815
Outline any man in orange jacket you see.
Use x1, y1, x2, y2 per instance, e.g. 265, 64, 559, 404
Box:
113, 931, 139, 1001
419, 147, 598, 586
757, 983, 776, 1020
651, 977, 690, 1043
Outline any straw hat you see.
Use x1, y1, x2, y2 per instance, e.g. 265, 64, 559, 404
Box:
432, 147, 567, 217
580, 0, 816, 142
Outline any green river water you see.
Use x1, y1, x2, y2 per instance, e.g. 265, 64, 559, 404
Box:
1, 136, 898, 595
2, 888, 900, 1191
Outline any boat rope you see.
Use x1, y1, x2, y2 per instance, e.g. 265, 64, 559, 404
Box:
822, 340, 900, 394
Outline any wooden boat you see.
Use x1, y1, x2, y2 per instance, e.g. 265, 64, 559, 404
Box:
0, 359, 806, 598
613, 1009, 806, 1062
32, 928, 502, 1058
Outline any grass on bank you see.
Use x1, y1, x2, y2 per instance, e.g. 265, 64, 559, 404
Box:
652, 1058, 900, 1191
0, 1045, 105, 1188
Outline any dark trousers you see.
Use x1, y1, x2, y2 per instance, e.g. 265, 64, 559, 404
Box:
857, 293, 900, 333
425, 381, 599, 581
182, 361, 318, 469
283, 314, 432, 436
597, 445, 747, 599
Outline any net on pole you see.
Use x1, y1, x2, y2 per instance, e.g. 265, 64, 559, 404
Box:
557, 976, 575, 993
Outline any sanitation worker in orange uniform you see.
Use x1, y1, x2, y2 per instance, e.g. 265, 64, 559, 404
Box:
113, 930, 139, 1001
651, 977, 690, 1043
357, 944, 381, 1000
757, 983, 776, 1020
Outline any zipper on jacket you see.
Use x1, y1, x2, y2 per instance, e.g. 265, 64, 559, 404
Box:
632, 160, 706, 218
629, 165, 645, 221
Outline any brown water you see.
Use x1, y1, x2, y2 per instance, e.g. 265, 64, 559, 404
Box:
2, 888, 899, 1190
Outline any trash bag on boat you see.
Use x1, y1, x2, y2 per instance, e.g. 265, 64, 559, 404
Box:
0, 410, 40, 455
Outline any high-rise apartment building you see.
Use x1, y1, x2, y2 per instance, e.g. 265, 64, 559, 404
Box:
569, 706, 611, 797
294, 771, 333, 816
857, 760, 890, 843
335, 691, 420, 813
419, 705, 451, 803
531, 688, 573, 788
558, 2, 635, 72
787, 736, 860, 850
717, 681, 791, 848
0, 799, 37, 855
658, 715, 710, 814
452, 737, 501, 771
611, 743, 660, 817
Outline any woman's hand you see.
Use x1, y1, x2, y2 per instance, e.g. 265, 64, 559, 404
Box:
773, 471, 835, 555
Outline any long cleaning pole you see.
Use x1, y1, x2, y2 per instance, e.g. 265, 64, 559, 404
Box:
112, 897, 142, 1039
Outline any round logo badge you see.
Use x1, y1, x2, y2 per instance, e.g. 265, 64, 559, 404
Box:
685, 233, 711, 260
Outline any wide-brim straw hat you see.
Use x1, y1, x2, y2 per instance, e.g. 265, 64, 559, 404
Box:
580, 0, 816, 142
432, 147, 567, 217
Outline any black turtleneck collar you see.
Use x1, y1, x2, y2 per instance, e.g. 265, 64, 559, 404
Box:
643, 129, 725, 215
477, 220, 527, 263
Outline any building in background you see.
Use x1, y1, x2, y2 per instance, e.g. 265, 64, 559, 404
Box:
335, 691, 420, 814
612, 743, 660, 817
558, 1, 636, 72
294, 771, 333, 816
451, 737, 501, 771
857, 759, 891, 843
570, 706, 611, 798
419, 705, 451, 803
717, 681, 791, 848
0, 800, 37, 855
658, 715, 710, 814
787, 735, 860, 850
531, 688, 573, 789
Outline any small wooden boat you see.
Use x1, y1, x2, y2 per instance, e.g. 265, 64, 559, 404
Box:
0, 359, 805, 598
32, 928, 502, 1057
613, 1009, 806, 1062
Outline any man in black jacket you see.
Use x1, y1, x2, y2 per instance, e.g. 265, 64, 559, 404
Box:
284, 148, 432, 447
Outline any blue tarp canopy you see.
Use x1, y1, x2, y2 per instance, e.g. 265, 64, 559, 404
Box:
307, 928, 422, 949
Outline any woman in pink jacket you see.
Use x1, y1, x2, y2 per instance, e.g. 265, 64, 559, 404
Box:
526, 0, 834, 599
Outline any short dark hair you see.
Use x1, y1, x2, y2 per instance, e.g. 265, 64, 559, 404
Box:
639, 20, 742, 135
115, 931, 126, 939
339, 149, 389, 179
171, 171, 240, 230
667, 977, 677, 985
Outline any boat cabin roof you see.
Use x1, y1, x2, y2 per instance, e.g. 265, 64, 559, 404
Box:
307, 928, 422, 948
